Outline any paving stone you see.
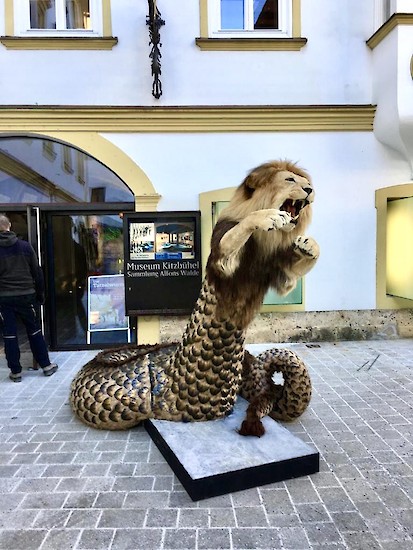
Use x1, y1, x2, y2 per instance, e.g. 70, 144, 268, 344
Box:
331, 510, 368, 532
55, 477, 87, 492
83, 477, 116, 492
209, 508, 236, 528
305, 521, 344, 545
198, 528, 231, 549
163, 528, 197, 549
234, 506, 268, 527
267, 513, 301, 527
77, 528, 114, 549
32, 509, 71, 529
112, 476, 154, 491
259, 488, 295, 515
145, 508, 179, 528
21, 492, 67, 509
65, 509, 101, 529
296, 502, 331, 523
285, 478, 321, 504
153, 475, 174, 491
231, 487, 261, 507
124, 490, 170, 509
41, 528, 81, 549
231, 527, 281, 549
279, 526, 311, 549
340, 530, 383, 549
0, 529, 48, 549
178, 508, 209, 527
97, 508, 146, 528
1, 341, 413, 549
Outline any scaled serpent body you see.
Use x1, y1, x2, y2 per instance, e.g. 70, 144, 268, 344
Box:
70, 161, 318, 436
70, 280, 311, 434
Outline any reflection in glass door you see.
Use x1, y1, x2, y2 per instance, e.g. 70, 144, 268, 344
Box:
48, 212, 132, 349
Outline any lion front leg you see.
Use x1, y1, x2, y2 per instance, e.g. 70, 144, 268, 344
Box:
217, 209, 292, 277
287, 236, 320, 279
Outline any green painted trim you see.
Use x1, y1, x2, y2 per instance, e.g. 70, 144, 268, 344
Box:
0, 105, 376, 133
195, 37, 307, 51
198, 187, 305, 312
0, 36, 118, 50
367, 13, 413, 49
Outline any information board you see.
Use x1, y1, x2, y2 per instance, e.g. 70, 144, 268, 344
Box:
123, 211, 202, 315
88, 274, 129, 333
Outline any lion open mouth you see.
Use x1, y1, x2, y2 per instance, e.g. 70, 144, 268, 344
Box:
280, 199, 308, 223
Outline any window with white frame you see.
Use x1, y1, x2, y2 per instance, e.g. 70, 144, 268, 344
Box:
15, 0, 103, 36
209, 0, 292, 38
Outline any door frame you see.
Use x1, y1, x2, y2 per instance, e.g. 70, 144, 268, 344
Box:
2, 202, 134, 351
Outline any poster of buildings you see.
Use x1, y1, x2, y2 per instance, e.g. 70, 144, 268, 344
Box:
88, 274, 129, 332
129, 220, 195, 260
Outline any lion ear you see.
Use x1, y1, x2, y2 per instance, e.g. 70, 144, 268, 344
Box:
243, 166, 277, 190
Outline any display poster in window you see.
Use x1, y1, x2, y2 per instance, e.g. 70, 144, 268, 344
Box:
123, 212, 202, 315
87, 274, 129, 332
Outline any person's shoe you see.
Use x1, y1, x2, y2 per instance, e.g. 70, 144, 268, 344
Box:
9, 372, 22, 383
42, 363, 58, 377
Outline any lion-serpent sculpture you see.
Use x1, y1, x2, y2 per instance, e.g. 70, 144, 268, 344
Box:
70, 160, 320, 437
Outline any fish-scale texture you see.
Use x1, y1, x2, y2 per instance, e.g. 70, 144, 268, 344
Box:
70, 280, 311, 431
152, 280, 244, 421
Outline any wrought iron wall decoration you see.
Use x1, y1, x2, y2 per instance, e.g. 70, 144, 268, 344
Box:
147, 0, 165, 99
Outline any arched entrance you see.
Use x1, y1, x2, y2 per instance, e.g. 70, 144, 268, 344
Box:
0, 134, 158, 350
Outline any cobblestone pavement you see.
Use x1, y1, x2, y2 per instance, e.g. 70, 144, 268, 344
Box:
0, 340, 412, 550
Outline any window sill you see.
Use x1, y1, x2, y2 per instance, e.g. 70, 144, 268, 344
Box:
0, 36, 118, 50
195, 37, 307, 51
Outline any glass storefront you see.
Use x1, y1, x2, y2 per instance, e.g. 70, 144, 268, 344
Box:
0, 136, 135, 350
49, 212, 130, 348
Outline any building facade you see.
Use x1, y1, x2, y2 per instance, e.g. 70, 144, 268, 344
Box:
0, 0, 412, 349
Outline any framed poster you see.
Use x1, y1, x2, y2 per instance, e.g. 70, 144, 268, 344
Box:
124, 211, 202, 315
87, 274, 129, 333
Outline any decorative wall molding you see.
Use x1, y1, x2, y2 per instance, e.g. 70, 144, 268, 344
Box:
195, 37, 307, 51
0, 36, 118, 50
0, 105, 376, 133
367, 13, 413, 49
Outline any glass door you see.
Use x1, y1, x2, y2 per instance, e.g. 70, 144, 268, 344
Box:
45, 210, 135, 350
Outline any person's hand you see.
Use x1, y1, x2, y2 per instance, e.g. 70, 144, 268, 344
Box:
36, 293, 46, 305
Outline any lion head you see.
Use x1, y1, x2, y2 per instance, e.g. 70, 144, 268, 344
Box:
219, 160, 314, 239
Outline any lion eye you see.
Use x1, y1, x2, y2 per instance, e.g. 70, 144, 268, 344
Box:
286, 177, 295, 182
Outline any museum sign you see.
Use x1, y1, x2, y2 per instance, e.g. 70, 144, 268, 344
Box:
123, 211, 202, 315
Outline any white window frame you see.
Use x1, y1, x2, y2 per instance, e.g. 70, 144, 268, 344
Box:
15, 0, 103, 37
208, 0, 292, 38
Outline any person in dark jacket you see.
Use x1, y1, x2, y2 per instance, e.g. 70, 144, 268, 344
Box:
0, 214, 58, 382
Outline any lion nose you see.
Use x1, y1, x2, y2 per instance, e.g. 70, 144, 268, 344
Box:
303, 187, 312, 196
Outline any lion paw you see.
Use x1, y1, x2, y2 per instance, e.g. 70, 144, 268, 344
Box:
293, 236, 320, 259
250, 209, 292, 232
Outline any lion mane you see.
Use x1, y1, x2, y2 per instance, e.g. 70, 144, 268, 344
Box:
206, 160, 318, 328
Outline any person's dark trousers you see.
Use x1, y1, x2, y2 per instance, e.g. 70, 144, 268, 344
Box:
0, 294, 51, 374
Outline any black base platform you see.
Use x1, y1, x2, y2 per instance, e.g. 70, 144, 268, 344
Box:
145, 398, 319, 501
